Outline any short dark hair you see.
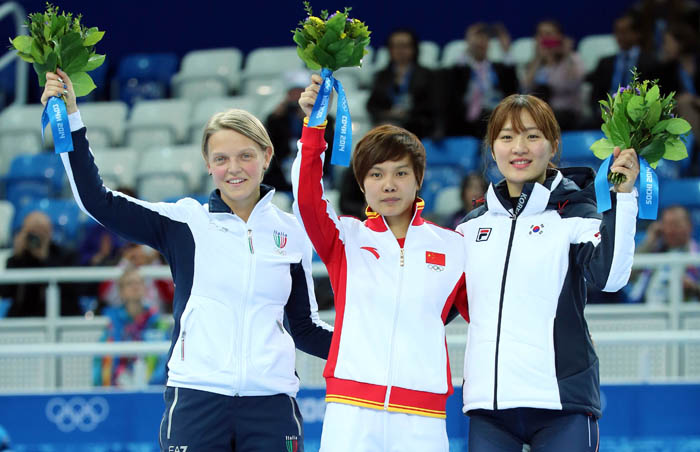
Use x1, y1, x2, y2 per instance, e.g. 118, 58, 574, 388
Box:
352, 124, 426, 191
387, 28, 420, 63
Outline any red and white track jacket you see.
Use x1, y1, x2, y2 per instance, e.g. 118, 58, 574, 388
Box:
292, 123, 467, 419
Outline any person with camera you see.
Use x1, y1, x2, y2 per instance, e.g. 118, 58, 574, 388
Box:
0, 211, 81, 317
523, 20, 586, 130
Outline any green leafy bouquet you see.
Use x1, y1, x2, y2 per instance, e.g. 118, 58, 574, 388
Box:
590, 69, 692, 184
9, 3, 105, 97
292, 2, 371, 72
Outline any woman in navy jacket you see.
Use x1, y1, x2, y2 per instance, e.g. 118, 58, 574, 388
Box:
42, 69, 332, 452
457, 94, 639, 451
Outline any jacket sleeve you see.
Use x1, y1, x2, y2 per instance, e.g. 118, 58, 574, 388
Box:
571, 191, 638, 292
291, 120, 348, 277
284, 238, 333, 359
61, 111, 190, 256
443, 273, 469, 324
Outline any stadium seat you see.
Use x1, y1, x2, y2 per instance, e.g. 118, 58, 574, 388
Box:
188, 95, 262, 142
577, 34, 618, 73
421, 165, 463, 212
508, 37, 535, 67
0, 200, 14, 247
272, 191, 293, 213
79, 101, 129, 148
5, 153, 65, 209
172, 48, 244, 100
12, 198, 89, 247
91, 147, 139, 189
487, 38, 506, 63
0, 104, 46, 175
136, 146, 204, 201
433, 185, 462, 219
241, 47, 305, 94
441, 39, 466, 67
345, 90, 371, 123
559, 130, 605, 169
114, 53, 179, 106
125, 99, 192, 149
423, 136, 481, 172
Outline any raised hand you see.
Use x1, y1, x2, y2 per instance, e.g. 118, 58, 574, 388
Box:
41, 68, 77, 114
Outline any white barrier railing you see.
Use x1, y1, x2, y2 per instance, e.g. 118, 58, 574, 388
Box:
1, 254, 699, 389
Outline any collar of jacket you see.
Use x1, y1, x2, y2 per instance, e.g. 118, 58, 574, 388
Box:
363, 197, 426, 232
207, 184, 275, 215
486, 170, 564, 217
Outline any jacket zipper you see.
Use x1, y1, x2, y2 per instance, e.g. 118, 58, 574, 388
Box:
235, 228, 255, 395
493, 214, 517, 410
383, 246, 405, 410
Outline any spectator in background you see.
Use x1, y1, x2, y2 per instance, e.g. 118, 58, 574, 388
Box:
367, 28, 438, 138
94, 266, 170, 387
628, 0, 700, 60
523, 20, 586, 130
447, 172, 489, 229
78, 186, 136, 267
264, 70, 335, 191
443, 23, 519, 138
657, 23, 700, 174
588, 14, 658, 125
97, 242, 174, 314
0, 211, 81, 317
629, 205, 700, 303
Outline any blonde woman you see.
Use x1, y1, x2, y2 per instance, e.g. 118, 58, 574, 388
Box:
42, 69, 331, 452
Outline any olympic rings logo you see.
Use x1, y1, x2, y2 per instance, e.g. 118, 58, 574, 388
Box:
45, 396, 109, 432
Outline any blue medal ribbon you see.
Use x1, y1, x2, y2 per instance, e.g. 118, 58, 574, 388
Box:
41, 96, 73, 154
637, 156, 658, 220
595, 154, 659, 220
595, 155, 613, 214
308, 68, 353, 167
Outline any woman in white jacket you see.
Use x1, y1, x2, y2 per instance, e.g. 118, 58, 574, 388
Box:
457, 94, 639, 451
42, 69, 332, 452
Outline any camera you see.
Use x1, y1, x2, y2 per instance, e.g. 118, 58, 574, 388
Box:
26, 232, 43, 249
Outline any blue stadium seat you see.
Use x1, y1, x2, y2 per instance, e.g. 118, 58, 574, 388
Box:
115, 53, 179, 106
421, 165, 463, 212
12, 198, 88, 247
5, 154, 65, 209
560, 130, 604, 169
423, 136, 481, 172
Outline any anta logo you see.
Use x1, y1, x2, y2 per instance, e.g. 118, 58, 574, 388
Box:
476, 227, 492, 242
168, 447, 188, 452
361, 246, 380, 259
286, 435, 299, 452
529, 224, 544, 235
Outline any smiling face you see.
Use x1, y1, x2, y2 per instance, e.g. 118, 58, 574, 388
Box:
492, 110, 556, 196
206, 129, 272, 213
362, 155, 419, 221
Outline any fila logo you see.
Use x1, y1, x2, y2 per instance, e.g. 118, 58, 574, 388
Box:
361, 246, 380, 259
476, 228, 492, 242
169, 447, 188, 452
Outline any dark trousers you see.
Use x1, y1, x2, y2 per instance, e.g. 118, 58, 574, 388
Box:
468, 408, 599, 452
159, 386, 304, 452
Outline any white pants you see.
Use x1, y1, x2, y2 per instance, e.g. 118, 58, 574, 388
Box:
320, 402, 449, 452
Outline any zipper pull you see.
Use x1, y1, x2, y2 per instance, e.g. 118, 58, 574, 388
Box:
181, 331, 186, 360
247, 229, 254, 254
400, 248, 405, 267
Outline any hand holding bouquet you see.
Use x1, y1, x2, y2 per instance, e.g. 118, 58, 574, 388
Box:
590, 69, 692, 219
8, 3, 106, 154
9, 2, 106, 97
292, 2, 371, 166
